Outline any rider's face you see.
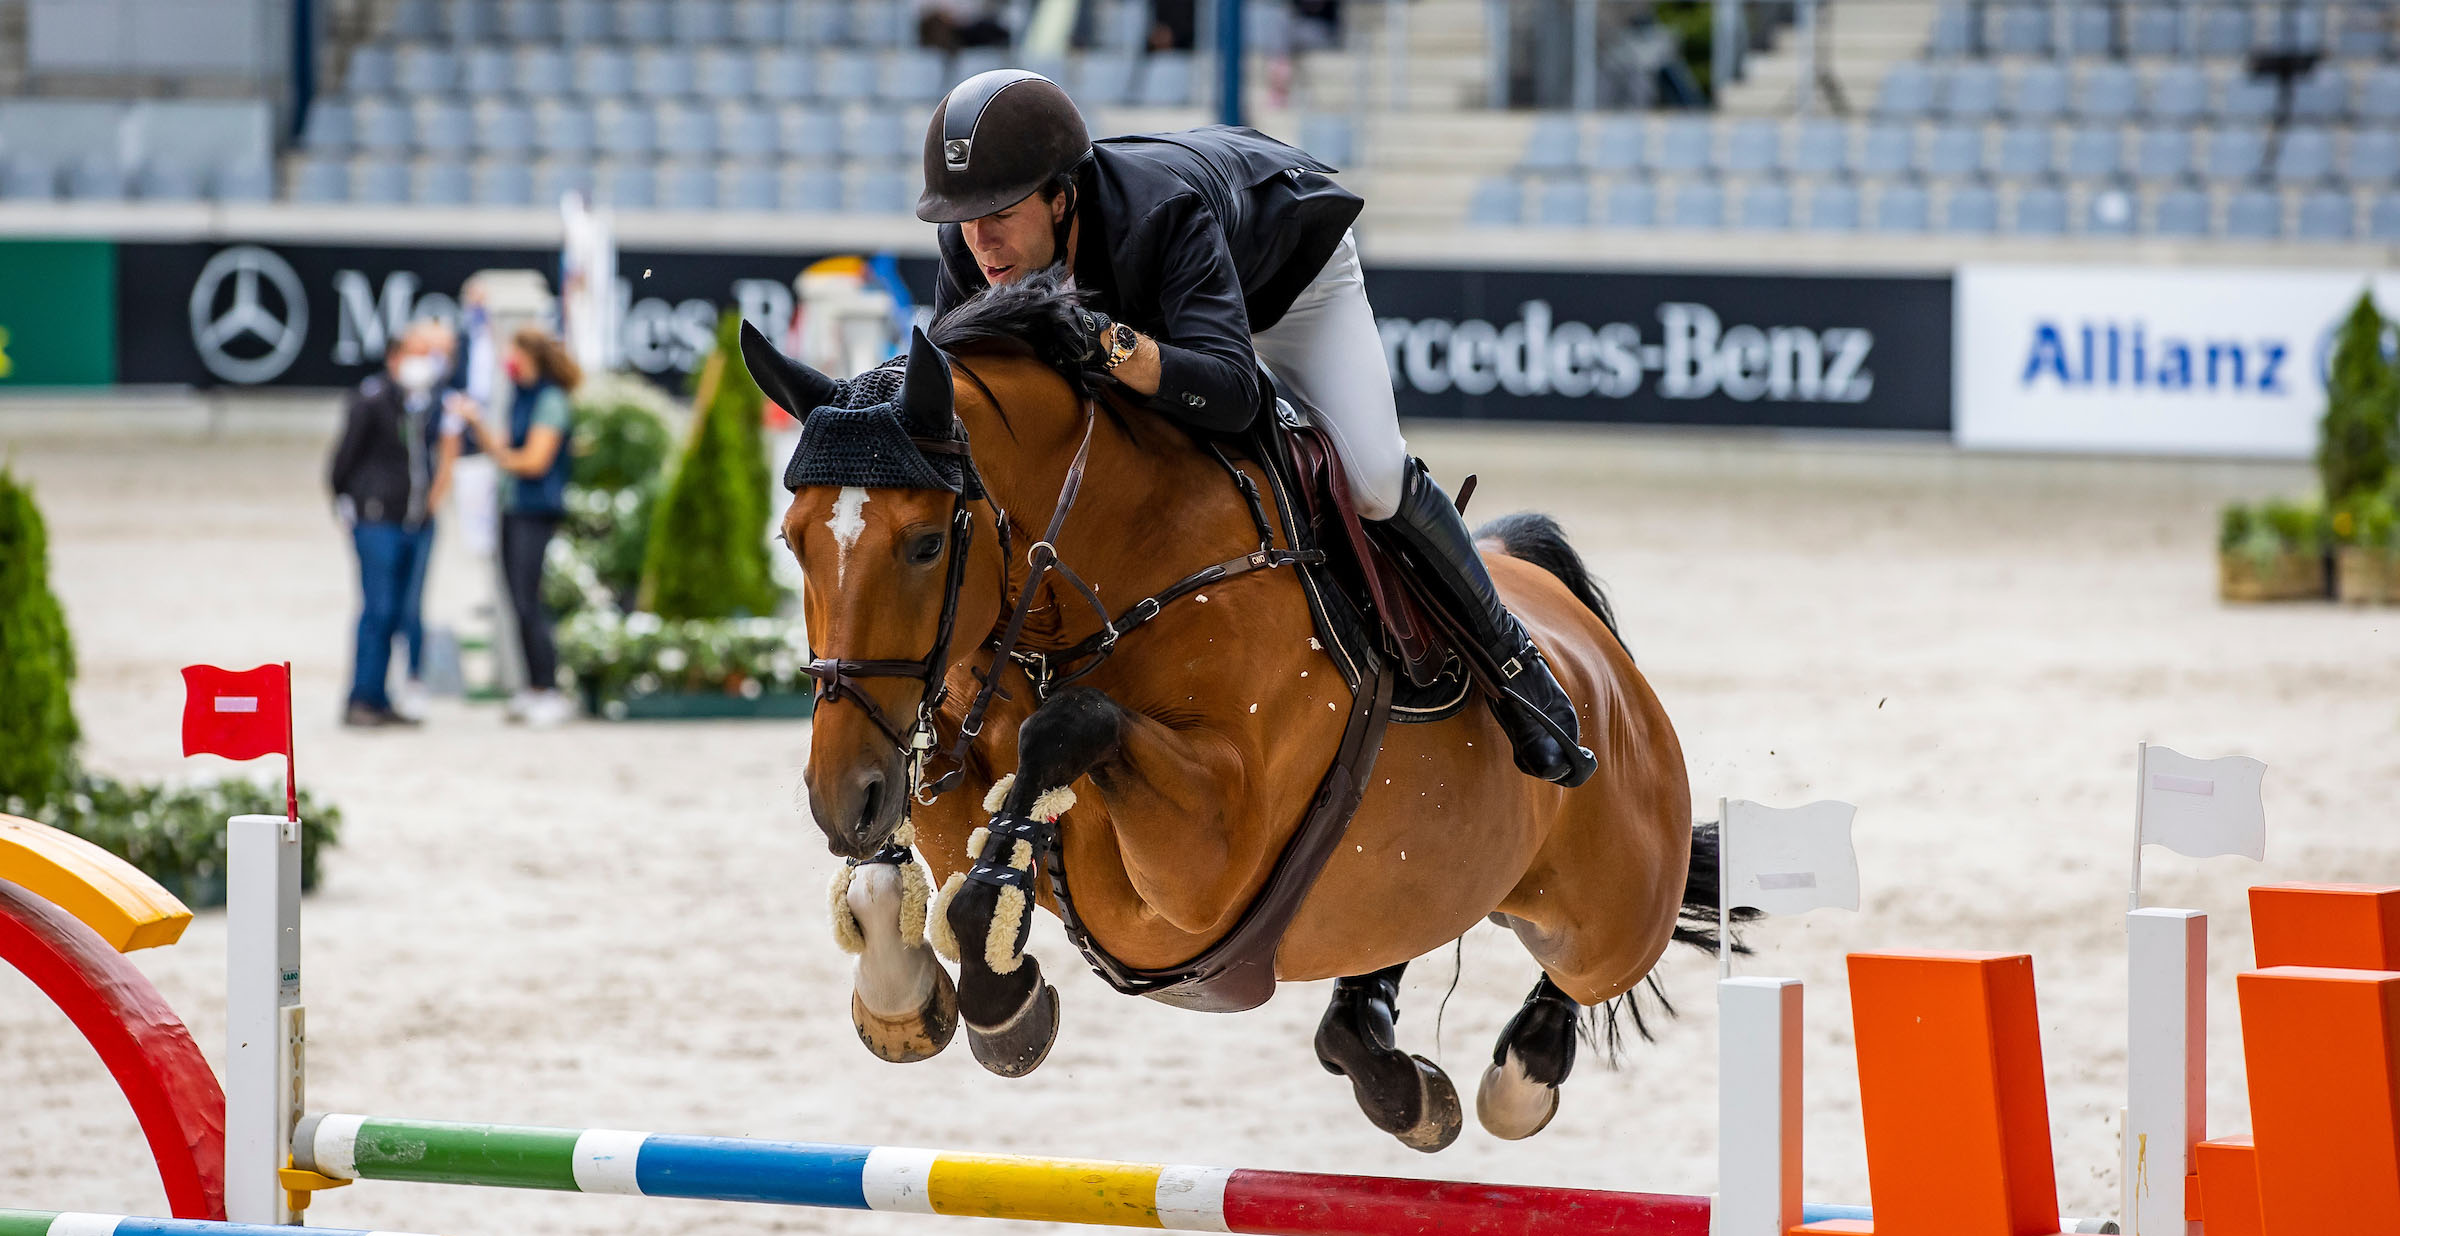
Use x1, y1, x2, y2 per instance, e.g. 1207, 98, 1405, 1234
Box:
959, 189, 1065, 285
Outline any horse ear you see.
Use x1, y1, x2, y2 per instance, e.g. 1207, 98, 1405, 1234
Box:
901, 325, 955, 439
737, 319, 836, 423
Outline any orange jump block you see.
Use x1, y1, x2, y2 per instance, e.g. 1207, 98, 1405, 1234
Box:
2192, 1135, 2261, 1236
2235, 965, 2399, 1236
2247, 883, 2399, 970
1791, 951, 2063, 1236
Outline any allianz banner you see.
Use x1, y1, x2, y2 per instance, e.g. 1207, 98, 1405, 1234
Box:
1956, 265, 2400, 458
1358, 267, 1952, 430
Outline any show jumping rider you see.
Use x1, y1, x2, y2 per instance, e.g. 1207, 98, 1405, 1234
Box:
921, 70, 1595, 787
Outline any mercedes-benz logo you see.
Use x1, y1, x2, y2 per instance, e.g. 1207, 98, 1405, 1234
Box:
189, 245, 307, 384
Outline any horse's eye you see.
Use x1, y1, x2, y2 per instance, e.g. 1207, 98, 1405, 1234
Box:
909, 533, 946, 565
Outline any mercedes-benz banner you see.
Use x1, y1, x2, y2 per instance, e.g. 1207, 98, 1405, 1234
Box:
1955, 265, 2400, 458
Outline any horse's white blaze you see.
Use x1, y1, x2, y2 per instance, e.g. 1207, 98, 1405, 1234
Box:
827, 486, 871, 586
847, 862, 937, 1017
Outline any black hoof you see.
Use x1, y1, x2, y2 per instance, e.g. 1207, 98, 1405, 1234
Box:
852, 957, 959, 1064
1388, 1055, 1464, 1152
966, 977, 1060, 1078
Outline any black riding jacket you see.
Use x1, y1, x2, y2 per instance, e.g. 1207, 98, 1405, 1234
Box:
934, 125, 1364, 435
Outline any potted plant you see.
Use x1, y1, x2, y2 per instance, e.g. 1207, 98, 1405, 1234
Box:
2331, 478, 2399, 606
2218, 497, 2328, 602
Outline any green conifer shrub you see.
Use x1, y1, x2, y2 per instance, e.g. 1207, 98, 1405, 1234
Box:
636, 311, 783, 620
0, 465, 79, 806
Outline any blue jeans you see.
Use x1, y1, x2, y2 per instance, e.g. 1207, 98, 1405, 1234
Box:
349, 521, 435, 709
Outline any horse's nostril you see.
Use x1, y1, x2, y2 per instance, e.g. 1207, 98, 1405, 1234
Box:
857, 778, 884, 835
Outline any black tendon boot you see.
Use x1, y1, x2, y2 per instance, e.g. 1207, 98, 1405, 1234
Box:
1371, 460, 1596, 787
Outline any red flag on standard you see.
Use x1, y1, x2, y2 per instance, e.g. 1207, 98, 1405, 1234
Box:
181, 663, 292, 762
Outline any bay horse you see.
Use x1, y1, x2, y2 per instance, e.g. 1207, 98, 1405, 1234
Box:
742, 278, 1726, 1151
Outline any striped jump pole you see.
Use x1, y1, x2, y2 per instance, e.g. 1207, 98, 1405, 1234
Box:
0, 1213, 427, 1236
295, 1115, 1714, 1235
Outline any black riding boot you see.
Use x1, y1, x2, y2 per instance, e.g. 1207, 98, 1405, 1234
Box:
1370, 459, 1596, 787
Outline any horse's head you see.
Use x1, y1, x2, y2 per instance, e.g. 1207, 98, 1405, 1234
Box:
740, 321, 1001, 860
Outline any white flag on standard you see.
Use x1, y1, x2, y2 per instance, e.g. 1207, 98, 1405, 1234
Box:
2138, 745, 2268, 861
1721, 799, 1861, 916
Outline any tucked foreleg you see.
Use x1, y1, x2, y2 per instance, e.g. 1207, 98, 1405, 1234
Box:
831, 855, 959, 1063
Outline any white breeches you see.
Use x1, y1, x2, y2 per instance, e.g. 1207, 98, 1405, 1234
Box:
1251, 232, 1410, 521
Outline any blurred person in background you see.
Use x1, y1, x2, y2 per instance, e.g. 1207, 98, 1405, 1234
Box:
918, 0, 1010, 49
455, 327, 580, 727
328, 325, 452, 727
1147, 0, 1195, 49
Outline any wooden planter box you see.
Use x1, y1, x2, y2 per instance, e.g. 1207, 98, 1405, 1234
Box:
2334, 546, 2400, 605
2218, 549, 2326, 602
583, 684, 811, 721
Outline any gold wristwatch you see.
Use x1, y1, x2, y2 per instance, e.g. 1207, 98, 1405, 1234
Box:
1103, 322, 1139, 369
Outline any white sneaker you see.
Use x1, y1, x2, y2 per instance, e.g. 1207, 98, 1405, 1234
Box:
522, 691, 575, 728
504, 690, 534, 723
394, 681, 430, 722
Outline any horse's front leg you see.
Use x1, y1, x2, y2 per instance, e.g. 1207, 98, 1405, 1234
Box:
932, 685, 1128, 1077
832, 853, 959, 1063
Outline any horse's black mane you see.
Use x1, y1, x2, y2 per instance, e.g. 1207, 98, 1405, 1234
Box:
927, 270, 1105, 388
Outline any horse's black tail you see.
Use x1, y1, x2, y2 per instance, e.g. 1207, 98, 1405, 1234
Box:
1472, 511, 1624, 655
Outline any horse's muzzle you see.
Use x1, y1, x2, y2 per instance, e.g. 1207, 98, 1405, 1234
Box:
808, 762, 907, 861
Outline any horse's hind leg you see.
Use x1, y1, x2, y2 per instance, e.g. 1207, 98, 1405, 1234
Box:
1314, 964, 1465, 1153
1476, 973, 1579, 1140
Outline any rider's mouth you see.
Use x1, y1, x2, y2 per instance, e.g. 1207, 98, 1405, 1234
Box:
982, 263, 1015, 282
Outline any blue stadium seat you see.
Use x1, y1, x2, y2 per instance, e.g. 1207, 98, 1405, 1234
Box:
414, 161, 474, 205
1589, 116, 1644, 170
477, 160, 535, 205
302, 101, 353, 152
353, 158, 410, 204
1095, 0, 1152, 51
661, 161, 719, 208
2223, 188, 2283, 239
1519, 115, 1579, 173
2261, 5, 2324, 55
1989, 125, 2049, 178
818, 51, 883, 102
733, 0, 785, 42
556, 0, 612, 42
2347, 130, 2398, 183
1604, 178, 1657, 226
1987, 4, 2050, 54
783, 105, 843, 158
2013, 185, 2068, 234
598, 100, 653, 155
2152, 186, 2209, 237
1854, 124, 1912, 176
1070, 52, 1138, 107
756, 50, 815, 100
577, 47, 635, 98
2369, 192, 2398, 241
2068, 3, 2112, 54
2291, 66, 2350, 122
501, 0, 555, 40
635, 48, 694, 98
477, 100, 537, 154
1650, 118, 1710, 173
291, 158, 346, 202
538, 159, 594, 202
719, 106, 781, 158
615, 0, 673, 41
883, 50, 948, 104
1938, 61, 1999, 120
1874, 182, 1930, 232
3, 156, 57, 201
211, 159, 271, 202
1920, 125, 1980, 177
1140, 53, 1194, 106
2075, 64, 2138, 123
2203, 128, 2264, 181
722, 164, 781, 210
398, 45, 458, 94
2127, 4, 2180, 56
1737, 179, 1792, 230
2129, 127, 2194, 183
2193, 5, 2249, 55
345, 46, 395, 95
514, 47, 572, 95
1944, 182, 1999, 233
696, 49, 751, 100
135, 159, 204, 201
1670, 179, 1725, 229
785, 165, 845, 211
2356, 66, 2399, 121
1805, 180, 1860, 231
2336, 14, 2395, 60
1534, 178, 1591, 227
417, 101, 476, 154
2059, 127, 2121, 179
672, 0, 728, 43
852, 169, 906, 212
847, 108, 907, 160
2010, 62, 2068, 119
1717, 120, 1778, 175
539, 100, 596, 153
658, 102, 718, 155
1928, 4, 1971, 56
1875, 62, 1932, 118
2146, 64, 2208, 122
606, 160, 657, 207
788, 1, 852, 45
950, 46, 1016, 81
2084, 184, 2137, 234
462, 46, 514, 95
355, 99, 414, 152
390, 0, 442, 39
1786, 121, 1845, 174
2273, 128, 2333, 183
2296, 189, 2355, 241
2221, 72, 2281, 123
1466, 178, 1522, 225
852, 0, 910, 46
1299, 114, 1355, 168
441, 0, 494, 42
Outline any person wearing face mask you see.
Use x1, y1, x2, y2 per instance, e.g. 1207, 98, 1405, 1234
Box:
460, 327, 582, 727
328, 328, 450, 727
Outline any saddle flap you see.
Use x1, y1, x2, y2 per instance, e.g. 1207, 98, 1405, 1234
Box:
1267, 402, 1450, 687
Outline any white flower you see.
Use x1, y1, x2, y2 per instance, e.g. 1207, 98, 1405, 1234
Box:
739, 679, 764, 700
656, 647, 687, 673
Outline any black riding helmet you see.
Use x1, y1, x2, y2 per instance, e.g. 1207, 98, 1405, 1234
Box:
915, 70, 1092, 225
